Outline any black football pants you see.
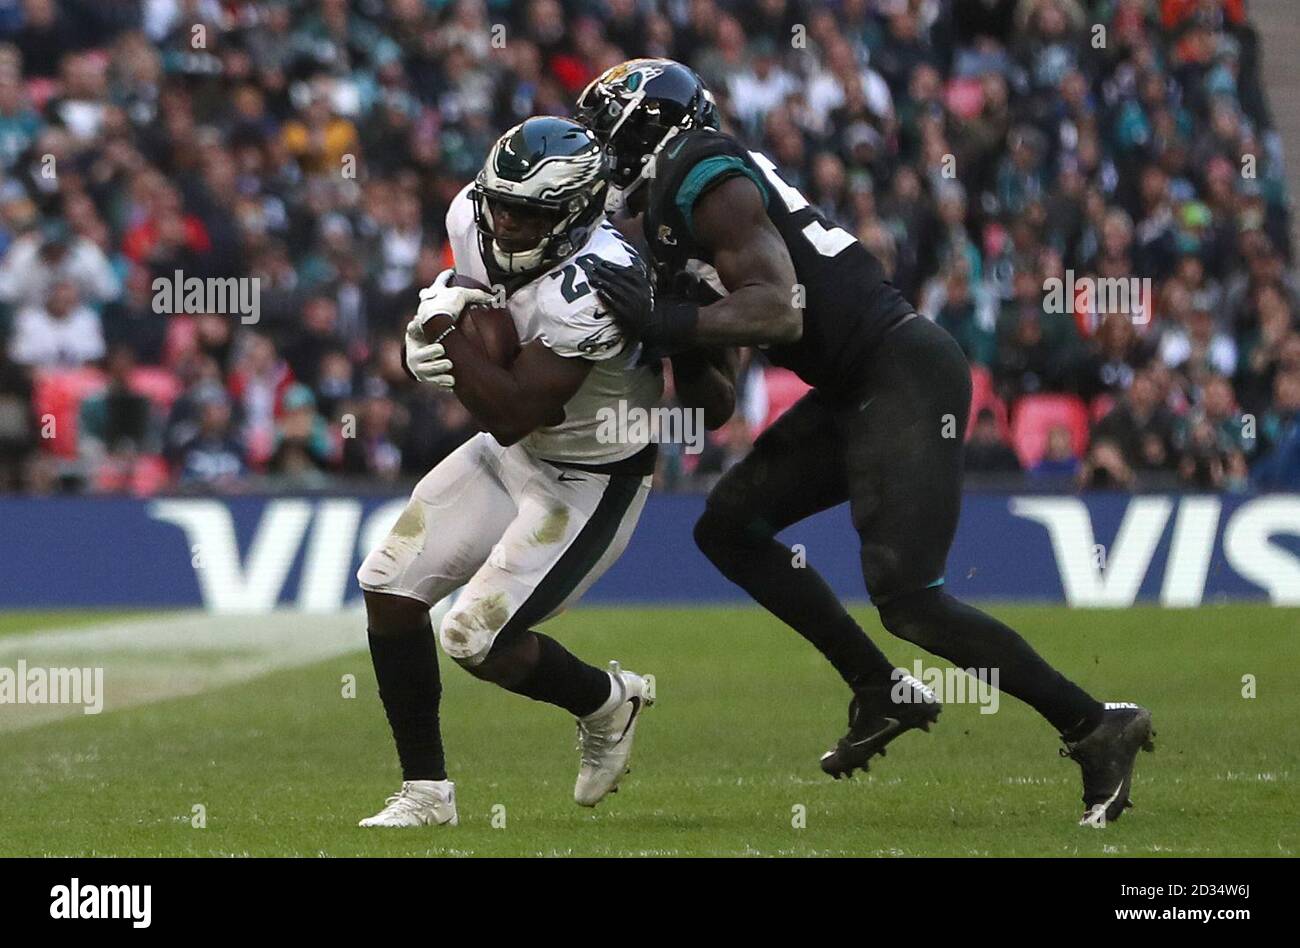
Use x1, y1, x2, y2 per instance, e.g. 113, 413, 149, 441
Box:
694, 314, 1102, 735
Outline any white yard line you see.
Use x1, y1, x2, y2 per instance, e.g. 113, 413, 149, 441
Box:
0, 610, 367, 732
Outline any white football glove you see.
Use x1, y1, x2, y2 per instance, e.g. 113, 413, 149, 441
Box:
404, 319, 455, 387
416, 268, 496, 328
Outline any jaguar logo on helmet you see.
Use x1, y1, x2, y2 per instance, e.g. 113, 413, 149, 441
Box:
575, 59, 719, 195
599, 59, 666, 93
471, 117, 611, 276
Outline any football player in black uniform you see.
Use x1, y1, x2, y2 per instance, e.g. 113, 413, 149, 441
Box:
577, 60, 1154, 826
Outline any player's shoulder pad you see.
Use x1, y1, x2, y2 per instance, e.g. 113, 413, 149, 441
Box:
531, 225, 639, 361
658, 128, 749, 178
445, 184, 477, 270
657, 130, 769, 238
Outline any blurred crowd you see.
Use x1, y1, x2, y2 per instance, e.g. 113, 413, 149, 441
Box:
0, 0, 1294, 495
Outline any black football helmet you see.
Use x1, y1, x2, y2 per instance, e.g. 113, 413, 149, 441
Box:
575, 59, 719, 197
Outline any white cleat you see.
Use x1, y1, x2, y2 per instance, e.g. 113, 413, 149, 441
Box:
574, 661, 655, 807
358, 780, 458, 827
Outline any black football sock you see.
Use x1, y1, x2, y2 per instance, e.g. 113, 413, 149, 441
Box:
695, 509, 896, 690
878, 588, 1104, 735
368, 620, 447, 782
497, 631, 613, 717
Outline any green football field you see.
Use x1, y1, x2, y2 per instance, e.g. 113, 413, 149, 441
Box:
0, 603, 1296, 857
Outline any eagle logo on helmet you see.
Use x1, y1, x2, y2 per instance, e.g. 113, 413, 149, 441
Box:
471, 117, 611, 276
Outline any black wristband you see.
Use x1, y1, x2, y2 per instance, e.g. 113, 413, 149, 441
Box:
670, 348, 710, 382
657, 299, 700, 347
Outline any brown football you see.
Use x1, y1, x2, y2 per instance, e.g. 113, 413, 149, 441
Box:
448, 274, 519, 368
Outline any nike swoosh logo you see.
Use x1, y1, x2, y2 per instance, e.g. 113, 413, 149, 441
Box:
616, 696, 642, 743
850, 717, 900, 748
667, 138, 687, 159
557, 472, 585, 483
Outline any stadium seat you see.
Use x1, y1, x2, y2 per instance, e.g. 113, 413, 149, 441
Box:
1091, 393, 1117, 424
129, 366, 183, 411
162, 316, 199, 369
1009, 393, 1090, 468
32, 367, 108, 459
758, 366, 812, 434
90, 454, 172, 497
968, 364, 1011, 443
25, 77, 58, 111
944, 77, 985, 120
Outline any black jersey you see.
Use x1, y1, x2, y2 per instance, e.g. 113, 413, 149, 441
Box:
643, 129, 914, 395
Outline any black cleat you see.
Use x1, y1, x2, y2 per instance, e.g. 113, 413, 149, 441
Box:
819, 673, 942, 778
1061, 702, 1155, 827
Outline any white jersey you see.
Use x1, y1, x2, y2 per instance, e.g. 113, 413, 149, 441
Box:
446, 185, 662, 465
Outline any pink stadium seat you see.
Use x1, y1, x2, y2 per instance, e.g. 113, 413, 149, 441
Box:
967, 364, 1011, 443
32, 367, 107, 459
759, 366, 812, 434
91, 454, 172, 496
945, 77, 985, 120
131, 454, 173, 495
1009, 393, 1090, 468
970, 363, 994, 402
162, 315, 198, 369
128, 366, 183, 411
25, 77, 58, 111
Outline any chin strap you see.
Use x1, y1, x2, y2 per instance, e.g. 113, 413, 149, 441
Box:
491, 239, 548, 274
636, 125, 684, 193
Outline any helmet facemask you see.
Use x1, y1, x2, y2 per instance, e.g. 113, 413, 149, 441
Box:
471, 118, 611, 275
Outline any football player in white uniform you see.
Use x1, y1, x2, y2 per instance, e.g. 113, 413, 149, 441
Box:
356, 117, 734, 827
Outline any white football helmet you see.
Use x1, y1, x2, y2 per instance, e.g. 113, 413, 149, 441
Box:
472, 116, 611, 275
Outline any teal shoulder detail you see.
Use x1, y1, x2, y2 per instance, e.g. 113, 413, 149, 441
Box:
675, 155, 769, 238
